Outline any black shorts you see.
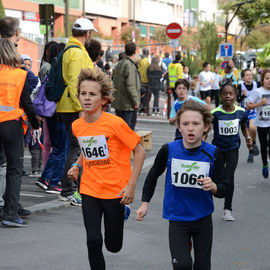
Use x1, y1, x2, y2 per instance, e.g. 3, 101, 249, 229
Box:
200, 90, 212, 100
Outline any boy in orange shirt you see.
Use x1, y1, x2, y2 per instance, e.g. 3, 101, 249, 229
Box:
68, 68, 145, 269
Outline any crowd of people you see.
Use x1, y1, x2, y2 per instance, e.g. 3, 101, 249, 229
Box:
1, 15, 270, 270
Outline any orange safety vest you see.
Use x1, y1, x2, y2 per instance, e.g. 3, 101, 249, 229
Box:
0, 65, 27, 123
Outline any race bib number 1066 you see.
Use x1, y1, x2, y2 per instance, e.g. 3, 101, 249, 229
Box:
171, 159, 210, 189
78, 135, 109, 160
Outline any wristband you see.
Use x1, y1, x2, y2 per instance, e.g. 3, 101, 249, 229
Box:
71, 163, 82, 170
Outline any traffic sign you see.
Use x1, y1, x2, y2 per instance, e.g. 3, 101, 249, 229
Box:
220, 43, 233, 57
221, 60, 228, 70
166, 23, 182, 39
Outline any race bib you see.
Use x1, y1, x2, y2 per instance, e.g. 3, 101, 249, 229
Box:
171, 159, 210, 189
218, 119, 239, 136
78, 135, 109, 160
262, 105, 270, 119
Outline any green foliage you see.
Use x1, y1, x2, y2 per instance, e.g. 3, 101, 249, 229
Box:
120, 27, 140, 44
198, 21, 222, 65
0, 0, 5, 19
246, 30, 268, 49
151, 27, 169, 43
182, 49, 202, 77
256, 42, 270, 67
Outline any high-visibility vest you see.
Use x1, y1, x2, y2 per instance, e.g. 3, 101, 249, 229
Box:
168, 63, 183, 88
0, 66, 27, 123
21, 112, 28, 135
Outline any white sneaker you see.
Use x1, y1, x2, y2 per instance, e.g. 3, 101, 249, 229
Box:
223, 209, 235, 221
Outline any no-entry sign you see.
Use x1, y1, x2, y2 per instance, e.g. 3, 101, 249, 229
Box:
166, 23, 182, 39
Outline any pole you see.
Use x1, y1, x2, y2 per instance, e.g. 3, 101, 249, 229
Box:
133, 0, 135, 27
82, 0, 85, 16
45, 23, 48, 43
65, 0, 69, 38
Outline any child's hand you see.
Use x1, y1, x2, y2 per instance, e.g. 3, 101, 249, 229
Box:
197, 177, 217, 193
242, 89, 247, 97
118, 183, 135, 205
169, 118, 176, 125
246, 136, 253, 150
67, 166, 79, 181
262, 98, 268, 105
136, 202, 148, 221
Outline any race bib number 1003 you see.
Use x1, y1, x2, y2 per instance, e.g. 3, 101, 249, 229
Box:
218, 119, 239, 136
171, 159, 210, 189
78, 135, 109, 160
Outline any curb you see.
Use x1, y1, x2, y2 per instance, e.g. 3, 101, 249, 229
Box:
137, 117, 169, 125
26, 199, 72, 215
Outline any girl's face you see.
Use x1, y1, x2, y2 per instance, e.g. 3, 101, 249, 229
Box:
204, 64, 211, 72
263, 72, 270, 90
184, 66, 189, 74
221, 86, 236, 106
78, 80, 106, 114
175, 84, 188, 101
243, 71, 253, 84
24, 59, 31, 70
178, 110, 208, 148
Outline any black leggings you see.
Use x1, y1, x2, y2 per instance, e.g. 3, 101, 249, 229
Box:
81, 194, 124, 270
257, 126, 270, 167
220, 149, 239, 211
169, 215, 213, 270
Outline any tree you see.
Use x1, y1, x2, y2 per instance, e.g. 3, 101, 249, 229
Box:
256, 42, 270, 67
245, 30, 268, 49
151, 27, 168, 43
120, 26, 140, 44
198, 21, 222, 65
0, 0, 5, 18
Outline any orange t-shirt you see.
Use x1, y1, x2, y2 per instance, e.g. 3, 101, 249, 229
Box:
72, 112, 141, 199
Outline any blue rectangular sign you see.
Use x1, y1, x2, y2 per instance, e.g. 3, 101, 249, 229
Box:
220, 43, 233, 57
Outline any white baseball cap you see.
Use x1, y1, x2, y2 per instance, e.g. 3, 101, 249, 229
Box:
73, 18, 98, 32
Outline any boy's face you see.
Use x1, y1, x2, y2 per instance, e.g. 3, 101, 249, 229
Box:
205, 64, 211, 72
178, 110, 208, 148
24, 59, 31, 70
184, 66, 189, 73
78, 80, 106, 114
243, 71, 253, 84
175, 84, 188, 101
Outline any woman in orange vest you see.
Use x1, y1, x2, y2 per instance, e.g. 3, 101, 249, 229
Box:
0, 38, 40, 227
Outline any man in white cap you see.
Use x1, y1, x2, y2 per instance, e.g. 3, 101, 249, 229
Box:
57, 18, 97, 205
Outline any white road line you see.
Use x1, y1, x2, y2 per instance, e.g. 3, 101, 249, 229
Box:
20, 193, 45, 198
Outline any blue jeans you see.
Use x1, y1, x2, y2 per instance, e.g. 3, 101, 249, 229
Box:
41, 117, 69, 186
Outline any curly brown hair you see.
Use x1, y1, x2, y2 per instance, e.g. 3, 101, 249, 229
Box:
77, 68, 113, 106
261, 68, 270, 87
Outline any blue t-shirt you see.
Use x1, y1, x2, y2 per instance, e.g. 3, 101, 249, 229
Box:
170, 96, 206, 118
163, 140, 216, 222
211, 105, 247, 151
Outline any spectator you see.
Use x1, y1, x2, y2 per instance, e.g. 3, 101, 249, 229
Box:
168, 52, 184, 100
105, 46, 113, 62
221, 64, 238, 86
97, 49, 104, 70
118, 52, 126, 61
57, 18, 96, 205
112, 42, 141, 130
104, 63, 112, 78
0, 38, 40, 227
85, 38, 101, 64
162, 52, 172, 92
221, 59, 239, 81
147, 56, 163, 115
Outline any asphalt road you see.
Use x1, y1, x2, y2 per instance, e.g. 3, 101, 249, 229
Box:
1, 121, 270, 270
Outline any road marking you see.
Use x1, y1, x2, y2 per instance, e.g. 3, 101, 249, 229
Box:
20, 192, 45, 198
142, 155, 156, 171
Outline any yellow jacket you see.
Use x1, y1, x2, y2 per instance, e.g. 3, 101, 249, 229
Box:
138, 57, 150, 84
221, 68, 239, 80
168, 62, 183, 88
56, 36, 94, 113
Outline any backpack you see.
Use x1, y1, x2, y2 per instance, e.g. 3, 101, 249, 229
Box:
45, 45, 81, 102
32, 75, 56, 117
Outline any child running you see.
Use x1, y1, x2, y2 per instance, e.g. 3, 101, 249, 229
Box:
247, 68, 270, 178
169, 79, 206, 140
137, 100, 229, 270
237, 69, 260, 163
211, 82, 252, 221
67, 68, 145, 270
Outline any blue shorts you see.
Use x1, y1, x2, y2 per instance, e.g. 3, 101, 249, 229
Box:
246, 110, 256, 128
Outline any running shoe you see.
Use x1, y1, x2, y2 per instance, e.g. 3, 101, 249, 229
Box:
46, 185, 62, 194
29, 171, 41, 177
124, 205, 131, 222
262, 163, 269, 179
252, 144, 259, 156
59, 191, 82, 206
223, 209, 235, 221
36, 178, 49, 190
18, 204, 31, 218
2, 217, 28, 227
247, 152, 254, 163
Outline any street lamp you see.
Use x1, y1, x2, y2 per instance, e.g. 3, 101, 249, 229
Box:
225, 0, 254, 42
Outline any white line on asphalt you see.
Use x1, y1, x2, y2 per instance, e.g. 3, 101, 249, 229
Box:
20, 193, 45, 198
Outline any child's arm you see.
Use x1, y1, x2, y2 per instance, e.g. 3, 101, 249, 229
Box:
197, 177, 217, 193
240, 122, 253, 150
169, 104, 177, 125
118, 143, 145, 205
67, 153, 83, 181
247, 98, 267, 110
136, 144, 168, 221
